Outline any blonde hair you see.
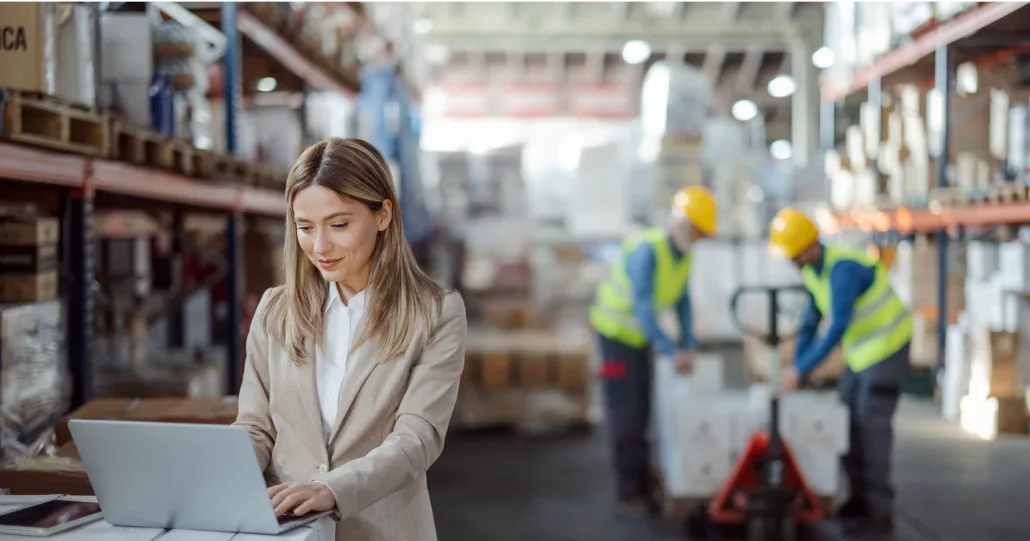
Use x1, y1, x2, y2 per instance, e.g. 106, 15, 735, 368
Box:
263, 138, 443, 365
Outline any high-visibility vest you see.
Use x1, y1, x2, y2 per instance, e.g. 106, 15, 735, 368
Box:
589, 228, 692, 348
800, 244, 912, 372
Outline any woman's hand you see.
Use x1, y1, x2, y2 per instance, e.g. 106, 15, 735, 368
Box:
268, 482, 336, 516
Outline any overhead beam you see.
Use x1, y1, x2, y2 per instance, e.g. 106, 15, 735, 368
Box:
611, 2, 631, 20
703, 46, 726, 84
775, 2, 796, 20
722, 2, 742, 21
428, 20, 792, 41
737, 46, 764, 92
428, 37, 790, 54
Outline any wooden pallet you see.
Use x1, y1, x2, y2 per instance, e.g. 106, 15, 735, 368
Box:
213, 154, 255, 185
464, 350, 591, 390
0, 89, 109, 156
109, 121, 175, 171
930, 184, 1029, 207
252, 164, 285, 190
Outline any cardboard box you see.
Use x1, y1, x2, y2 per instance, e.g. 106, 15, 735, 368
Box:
0, 3, 57, 94
969, 330, 1020, 398
960, 395, 1029, 440
0, 270, 58, 303
54, 396, 239, 445
0, 216, 59, 245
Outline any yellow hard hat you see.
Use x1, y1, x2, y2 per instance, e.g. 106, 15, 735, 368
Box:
768, 208, 820, 259
672, 186, 717, 236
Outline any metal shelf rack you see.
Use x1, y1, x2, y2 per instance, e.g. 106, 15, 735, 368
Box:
820, 2, 1030, 378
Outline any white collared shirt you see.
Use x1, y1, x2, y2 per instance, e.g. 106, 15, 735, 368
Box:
315, 283, 366, 442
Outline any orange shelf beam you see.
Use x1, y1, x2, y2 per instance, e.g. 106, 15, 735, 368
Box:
92, 160, 242, 210
821, 2, 1028, 102
0, 143, 86, 187
237, 10, 357, 98
0, 142, 286, 216
833, 202, 1030, 234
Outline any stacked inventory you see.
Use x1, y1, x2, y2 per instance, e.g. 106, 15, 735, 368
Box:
652, 356, 847, 517
941, 238, 1030, 438
827, 64, 1030, 211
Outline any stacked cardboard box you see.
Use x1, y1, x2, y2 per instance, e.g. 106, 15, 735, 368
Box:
0, 215, 59, 304
940, 240, 1030, 436
453, 328, 593, 432
653, 356, 848, 501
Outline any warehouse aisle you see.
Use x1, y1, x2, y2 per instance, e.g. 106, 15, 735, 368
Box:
429, 399, 1030, 541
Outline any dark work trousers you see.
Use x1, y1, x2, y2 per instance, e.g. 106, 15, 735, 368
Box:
598, 334, 654, 500
837, 342, 911, 519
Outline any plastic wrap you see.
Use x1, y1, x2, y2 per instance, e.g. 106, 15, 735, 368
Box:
0, 300, 67, 467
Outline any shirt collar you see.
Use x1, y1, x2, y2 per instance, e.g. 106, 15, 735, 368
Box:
325, 282, 367, 313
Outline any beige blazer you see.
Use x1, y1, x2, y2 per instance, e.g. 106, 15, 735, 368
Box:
234, 287, 467, 541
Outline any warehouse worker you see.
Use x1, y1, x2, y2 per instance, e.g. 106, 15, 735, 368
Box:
589, 186, 717, 517
768, 208, 911, 537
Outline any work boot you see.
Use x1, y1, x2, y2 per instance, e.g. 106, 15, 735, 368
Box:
835, 498, 870, 519
842, 516, 894, 538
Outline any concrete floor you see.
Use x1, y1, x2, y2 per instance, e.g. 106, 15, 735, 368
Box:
428, 399, 1030, 541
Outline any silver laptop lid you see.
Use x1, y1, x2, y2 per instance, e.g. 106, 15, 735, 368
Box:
68, 420, 282, 534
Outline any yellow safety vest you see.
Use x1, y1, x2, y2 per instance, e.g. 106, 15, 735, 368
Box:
589, 228, 692, 348
800, 244, 912, 372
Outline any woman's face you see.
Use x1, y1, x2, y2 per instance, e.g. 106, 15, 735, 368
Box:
292, 184, 391, 285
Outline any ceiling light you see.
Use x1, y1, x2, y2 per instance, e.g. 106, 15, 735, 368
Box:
812, 47, 835, 69
731, 99, 758, 122
767, 75, 796, 98
621, 40, 652, 65
256, 77, 277, 93
414, 18, 433, 34
770, 139, 792, 160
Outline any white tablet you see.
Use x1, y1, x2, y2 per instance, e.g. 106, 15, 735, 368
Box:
0, 496, 104, 537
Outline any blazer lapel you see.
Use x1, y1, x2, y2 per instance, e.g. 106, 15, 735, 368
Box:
328, 320, 380, 443
292, 338, 325, 444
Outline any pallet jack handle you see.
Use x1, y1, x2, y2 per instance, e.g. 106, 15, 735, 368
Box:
728, 284, 808, 349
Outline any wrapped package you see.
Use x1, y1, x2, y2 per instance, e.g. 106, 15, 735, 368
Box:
0, 300, 67, 466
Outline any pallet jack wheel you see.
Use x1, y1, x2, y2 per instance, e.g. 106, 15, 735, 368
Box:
685, 502, 712, 539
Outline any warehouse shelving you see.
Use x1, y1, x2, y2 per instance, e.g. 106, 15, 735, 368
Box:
833, 202, 1030, 233
821, 2, 1029, 102
237, 10, 359, 98
820, 2, 1030, 379
0, 139, 287, 409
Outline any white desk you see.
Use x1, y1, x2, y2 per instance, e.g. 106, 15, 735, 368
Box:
0, 496, 334, 541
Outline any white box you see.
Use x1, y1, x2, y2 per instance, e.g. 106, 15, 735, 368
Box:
99, 13, 153, 83
999, 242, 1030, 293
967, 241, 999, 281
785, 402, 849, 454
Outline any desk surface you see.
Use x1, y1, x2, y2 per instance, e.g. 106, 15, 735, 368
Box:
0, 496, 334, 541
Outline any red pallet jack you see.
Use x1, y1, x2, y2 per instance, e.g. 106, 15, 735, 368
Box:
686, 285, 823, 541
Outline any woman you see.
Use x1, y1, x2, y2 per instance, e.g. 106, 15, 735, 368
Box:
234, 138, 467, 541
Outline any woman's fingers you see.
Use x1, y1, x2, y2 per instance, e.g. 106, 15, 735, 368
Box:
293, 500, 312, 516
268, 482, 292, 498
270, 484, 302, 509
275, 492, 308, 516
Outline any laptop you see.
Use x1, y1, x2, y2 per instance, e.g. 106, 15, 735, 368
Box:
68, 420, 333, 534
